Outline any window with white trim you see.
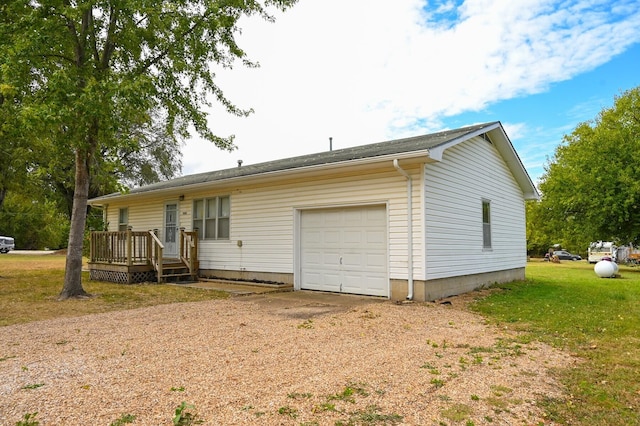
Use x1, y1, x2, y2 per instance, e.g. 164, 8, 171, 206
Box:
482, 199, 491, 249
118, 208, 129, 232
193, 196, 230, 240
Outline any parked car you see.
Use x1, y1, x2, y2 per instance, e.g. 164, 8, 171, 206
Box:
552, 250, 581, 261
0, 236, 15, 253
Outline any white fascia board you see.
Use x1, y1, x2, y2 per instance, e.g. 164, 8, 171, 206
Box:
429, 122, 502, 161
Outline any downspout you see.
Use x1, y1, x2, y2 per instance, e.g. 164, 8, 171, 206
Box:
393, 159, 413, 300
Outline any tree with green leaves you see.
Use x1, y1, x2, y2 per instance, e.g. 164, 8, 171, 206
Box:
0, 192, 69, 250
0, 83, 36, 210
536, 86, 640, 252
0, 0, 297, 299
36, 114, 183, 219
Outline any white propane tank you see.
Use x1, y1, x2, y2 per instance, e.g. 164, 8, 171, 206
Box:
594, 260, 617, 278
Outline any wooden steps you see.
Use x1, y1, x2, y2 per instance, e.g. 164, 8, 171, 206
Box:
158, 261, 194, 283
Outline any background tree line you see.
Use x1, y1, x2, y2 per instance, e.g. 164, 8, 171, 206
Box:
527, 86, 640, 256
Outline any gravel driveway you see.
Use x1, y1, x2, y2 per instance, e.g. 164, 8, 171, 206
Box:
0, 291, 574, 425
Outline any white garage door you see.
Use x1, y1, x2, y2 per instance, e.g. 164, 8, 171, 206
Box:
300, 205, 388, 296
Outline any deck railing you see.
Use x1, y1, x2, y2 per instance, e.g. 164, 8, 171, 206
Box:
89, 229, 199, 282
90, 230, 151, 265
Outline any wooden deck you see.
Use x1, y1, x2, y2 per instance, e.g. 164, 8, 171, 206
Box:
88, 229, 199, 284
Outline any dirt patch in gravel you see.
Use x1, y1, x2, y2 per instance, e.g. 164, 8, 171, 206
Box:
0, 294, 576, 425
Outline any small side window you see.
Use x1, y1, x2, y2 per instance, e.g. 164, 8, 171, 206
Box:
482, 200, 491, 249
118, 208, 129, 232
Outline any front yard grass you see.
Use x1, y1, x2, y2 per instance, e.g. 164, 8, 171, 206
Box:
0, 254, 228, 326
471, 260, 640, 425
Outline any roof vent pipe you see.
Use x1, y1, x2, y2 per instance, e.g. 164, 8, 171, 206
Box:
237, 160, 243, 167
393, 159, 414, 300
329, 137, 333, 151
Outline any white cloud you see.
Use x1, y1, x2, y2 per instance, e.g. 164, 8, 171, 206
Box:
182, 0, 640, 175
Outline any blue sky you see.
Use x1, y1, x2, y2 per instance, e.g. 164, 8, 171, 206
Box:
447, 42, 640, 182
182, 0, 640, 186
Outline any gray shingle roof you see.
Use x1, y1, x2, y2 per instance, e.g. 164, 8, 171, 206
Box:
91, 122, 501, 201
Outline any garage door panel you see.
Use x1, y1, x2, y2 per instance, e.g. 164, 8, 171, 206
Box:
322, 232, 340, 246
341, 274, 364, 292
303, 213, 325, 227
301, 271, 323, 289
344, 230, 364, 244
365, 250, 386, 263
301, 229, 321, 243
300, 206, 387, 297
367, 230, 386, 244
341, 252, 363, 268
322, 252, 341, 266
323, 210, 342, 226
301, 250, 322, 266
342, 276, 386, 297
367, 207, 386, 220
365, 278, 388, 296
302, 272, 341, 292
343, 207, 363, 219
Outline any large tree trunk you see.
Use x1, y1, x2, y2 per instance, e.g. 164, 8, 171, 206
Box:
59, 148, 90, 300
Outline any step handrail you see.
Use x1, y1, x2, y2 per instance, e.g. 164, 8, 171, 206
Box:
180, 229, 199, 280
148, 230, 164, 282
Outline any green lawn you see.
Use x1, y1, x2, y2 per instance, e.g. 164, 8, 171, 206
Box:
471, 260, 640, 425
0, 254, 228, 326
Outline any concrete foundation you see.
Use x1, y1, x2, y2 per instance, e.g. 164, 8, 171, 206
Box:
199, 269, 294, 285
200, 267, 525, 302
390, 268, 525, 302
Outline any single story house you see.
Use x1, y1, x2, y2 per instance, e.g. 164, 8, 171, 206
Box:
88, 121, 538, 301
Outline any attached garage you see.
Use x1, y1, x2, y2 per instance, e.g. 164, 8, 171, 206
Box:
299, 205, 388, 296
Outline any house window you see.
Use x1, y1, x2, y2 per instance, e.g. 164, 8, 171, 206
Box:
482, 200, 491, 249
118, 208, 129, 232
193, 196, 230, 240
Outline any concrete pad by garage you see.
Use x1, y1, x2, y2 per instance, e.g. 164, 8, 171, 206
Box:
233, 289, 388, 319
175, 280, 292, 296
172, 280, 389, 318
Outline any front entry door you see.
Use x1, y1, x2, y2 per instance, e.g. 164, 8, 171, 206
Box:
163, 202, 179, 258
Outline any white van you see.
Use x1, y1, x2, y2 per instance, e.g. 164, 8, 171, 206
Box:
588, 241, 621, 263
0, 236, 15, 253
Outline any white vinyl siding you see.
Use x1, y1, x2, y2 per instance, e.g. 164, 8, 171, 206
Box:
104, 196, 182, 242
103, 166, 423, 282
198, 167, 423, 280
424, 136, 526, 280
